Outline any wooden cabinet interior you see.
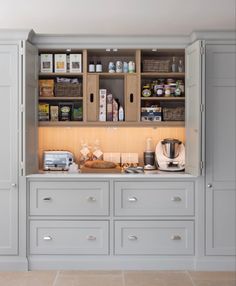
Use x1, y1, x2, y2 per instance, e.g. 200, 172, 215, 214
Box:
38, 48, 185, 127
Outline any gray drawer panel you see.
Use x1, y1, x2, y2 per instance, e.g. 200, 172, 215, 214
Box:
115, 220, 194, 255
114, 181, 194, 216
30, 220, 109, 255
30, 181, 109, 216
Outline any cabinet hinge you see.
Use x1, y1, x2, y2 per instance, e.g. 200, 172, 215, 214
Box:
20, 47, 24, 56
200, 161, 204, 169
200, 46, 205, 55
20, 105, 25, 112
200, 104, 204, 112
20, 161, 24, 169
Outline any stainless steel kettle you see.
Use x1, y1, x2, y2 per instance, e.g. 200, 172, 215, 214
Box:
161, 138, 182, 159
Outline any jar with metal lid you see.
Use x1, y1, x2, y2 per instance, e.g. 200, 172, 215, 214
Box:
156, 85, 164, 97
142, 85, 152, 97
164, 85, 171, 96
170, 83, 176, 96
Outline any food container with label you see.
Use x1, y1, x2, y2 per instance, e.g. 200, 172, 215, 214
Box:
156, 85, 164, 97
142, 85, 152, 97
108, 62, 116, 73
164, 85, 171, 96
116, 61, 123, 73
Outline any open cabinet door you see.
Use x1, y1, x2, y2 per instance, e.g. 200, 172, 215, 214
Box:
185, 40, 204, 176
21, 41, 38, 176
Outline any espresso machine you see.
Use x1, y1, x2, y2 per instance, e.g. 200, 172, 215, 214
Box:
155, 138, 185, 171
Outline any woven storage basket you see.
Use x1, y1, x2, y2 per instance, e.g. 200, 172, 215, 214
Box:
162, 106, 185, 121
143, 59, 170, 72
55, 82, 82, 97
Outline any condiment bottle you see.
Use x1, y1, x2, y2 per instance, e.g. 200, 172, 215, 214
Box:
171, 57, 177, 72
89, 61, 95, 72
118, 106, 124, 121
96, 61, 102, 72
178, 59, 184, 72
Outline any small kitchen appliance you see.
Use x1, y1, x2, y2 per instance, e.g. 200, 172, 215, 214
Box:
43, 151, 73, 171
144, 137, 156, 170
155, 138, 185, 171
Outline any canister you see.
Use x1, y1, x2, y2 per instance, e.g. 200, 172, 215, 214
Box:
128, 61, 135, 73
116, 61, 123, 73
108, 62, 115, 73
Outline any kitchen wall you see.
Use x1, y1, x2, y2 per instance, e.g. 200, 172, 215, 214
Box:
0, 0, 235, 35
38, 127, 185, 167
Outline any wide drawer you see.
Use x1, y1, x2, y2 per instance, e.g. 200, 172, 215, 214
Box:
114, 220, 194, 255
29, 181, 109, 216
30, 220, 109, 255
114, 181, 194, 216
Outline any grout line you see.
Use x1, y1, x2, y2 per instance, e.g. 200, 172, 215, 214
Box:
186, 271, 196, 286
52, 270, 60, 286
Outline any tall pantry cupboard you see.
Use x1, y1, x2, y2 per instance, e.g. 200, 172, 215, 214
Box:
0, 30, 235, 270
0, 31, 38, 269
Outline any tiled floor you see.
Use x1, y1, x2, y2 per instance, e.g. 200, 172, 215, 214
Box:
0, 271, 235, 286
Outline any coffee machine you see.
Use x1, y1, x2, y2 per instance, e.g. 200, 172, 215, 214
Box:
155, 138, 185, 171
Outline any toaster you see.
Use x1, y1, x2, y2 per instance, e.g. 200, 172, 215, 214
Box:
43, 151, 74, 171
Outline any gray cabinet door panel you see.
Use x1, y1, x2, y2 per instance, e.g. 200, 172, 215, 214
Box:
30, 220, 109, 255
0, 44, 18, 255
114, 181, 194, 216
115, 221, 194, 255
205, 44, 236, 255
30, 181, 109, 216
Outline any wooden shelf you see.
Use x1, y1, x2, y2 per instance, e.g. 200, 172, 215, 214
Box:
38, 121, 185, 128
39, 97, 83, 101
87, 72, 137, 77
39, 72, 83, 77
141, 72, 185, 78
141, 97, 185, 101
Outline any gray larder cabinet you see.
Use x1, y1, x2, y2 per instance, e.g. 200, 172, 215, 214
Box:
0, 39, 38, 257
0, 44, 18, 255
205, 44, 236, 255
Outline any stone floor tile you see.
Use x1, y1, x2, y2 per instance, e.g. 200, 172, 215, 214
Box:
0, 271, 57, 286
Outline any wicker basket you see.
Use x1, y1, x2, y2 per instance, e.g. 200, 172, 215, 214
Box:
162, 107, 185, 121
143, 59, 170, 72
55, 82, 82, 97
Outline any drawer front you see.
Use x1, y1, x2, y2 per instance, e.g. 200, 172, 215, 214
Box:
115, 221, 194, 255
114, 181, 194, 216
30, 181, 109, 216
30, 220, 109, 255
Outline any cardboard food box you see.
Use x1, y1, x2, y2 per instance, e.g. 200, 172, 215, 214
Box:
38, 103, 49, 121
99, 89, 107, 121
40, 54, 53, 73
50, 105, 59, 121
39, 79, 54, 97
70, 54, 82, 73
141, 107, 162, 121
54, 54, 67, 73
112, 99, 118, 121
106, 93, 113, 121
59, 103, 73, 121
73, 103, 83, 121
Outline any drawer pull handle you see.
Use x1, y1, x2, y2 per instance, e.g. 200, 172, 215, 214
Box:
128, 197, 138, 202
171, 196, 182, 202
171, 235, 182, 240
87, 235, 96, 241
43, 197, 52, 201
43, 236, 52, 241
128, 235, 138, 241
87, 196, 96, 202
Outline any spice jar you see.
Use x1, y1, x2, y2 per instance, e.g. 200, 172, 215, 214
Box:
142, 85, 152, 97
164, 85, 171, 96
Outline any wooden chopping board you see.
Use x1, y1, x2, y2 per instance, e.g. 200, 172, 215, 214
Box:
80, 166, 122, 173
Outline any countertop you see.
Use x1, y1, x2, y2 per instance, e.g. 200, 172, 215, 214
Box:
27, 170, 196, 179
